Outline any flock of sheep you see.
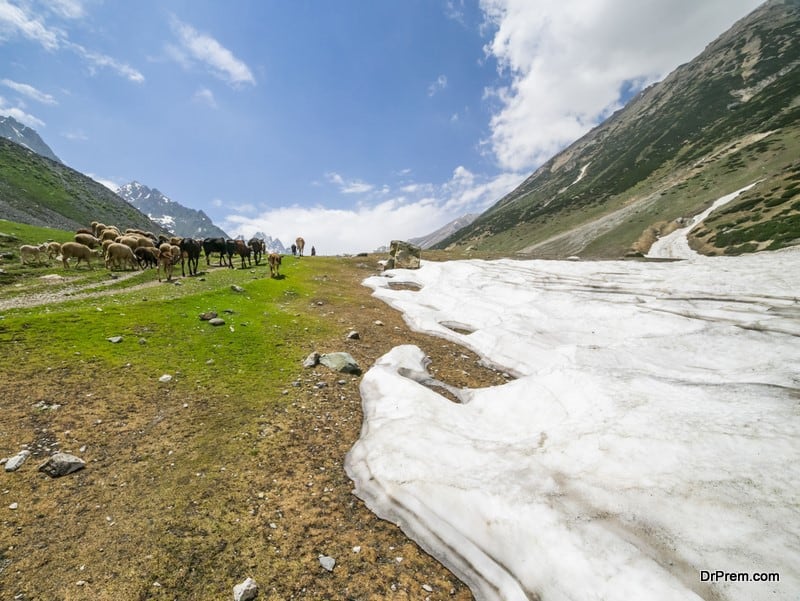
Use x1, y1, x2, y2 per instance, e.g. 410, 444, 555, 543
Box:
17, 221, 286, 282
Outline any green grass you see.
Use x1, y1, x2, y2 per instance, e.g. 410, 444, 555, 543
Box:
0, 252, 338, 401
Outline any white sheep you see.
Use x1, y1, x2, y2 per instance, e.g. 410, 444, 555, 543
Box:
104, 242, 139, 271
19, 243, 48, 265
60, 241, 100, 269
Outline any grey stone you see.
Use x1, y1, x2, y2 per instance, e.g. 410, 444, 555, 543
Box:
199, 311, 218, 321
4, 450, 31, 472
107, 336, 123, 343
38, 453, 85, 478
346, 330, 360, 340
319, 352, 361, 375
319, 554, 336, 572
233, 577, 259, 601
231, 285, 245, 293
384, 240, 421, 270
303, 352, 320, 368
208, 318, 226, 326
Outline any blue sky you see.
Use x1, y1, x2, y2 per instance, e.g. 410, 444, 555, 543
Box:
1, 0, 764, 254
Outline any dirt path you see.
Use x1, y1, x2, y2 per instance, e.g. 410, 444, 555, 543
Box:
0, 269, 160, 311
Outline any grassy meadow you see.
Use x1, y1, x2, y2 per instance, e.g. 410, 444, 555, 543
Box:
0, 219, 489, 600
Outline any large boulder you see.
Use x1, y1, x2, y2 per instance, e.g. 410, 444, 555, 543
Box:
384, 240, 421, 270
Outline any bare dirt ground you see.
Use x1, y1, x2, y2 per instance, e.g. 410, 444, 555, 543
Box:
1, 256, 509, 600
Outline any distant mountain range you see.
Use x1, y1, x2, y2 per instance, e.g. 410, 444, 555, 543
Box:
410, 213, 479, 249
0, 115, 61, 163
248, 232, 288, 254
116, 181, 229, 239
436, 0, 800, 257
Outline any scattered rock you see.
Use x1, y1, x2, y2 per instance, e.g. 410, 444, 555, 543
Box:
4, 450, 31, 472
233, 576, 259, 601
303, 352, 321, 368
383, 240, 421, 270
374, 320, 384, 326
38, 453, 86, 478
107, 336, 123, 343
208, 318, 226, 326
319, 554, 336, 572
231, 285, 245, 293
319, 352, 361, 375
422, 584, 433, 592
199, 311, 218, 321
9, 502, 18, 510
159, 374, 173, 383
346, 330, 360, 340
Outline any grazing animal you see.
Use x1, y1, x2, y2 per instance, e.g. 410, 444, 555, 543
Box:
60, 242, 99, 269
105, 242, 139, 271
100, 228, 120, 242
202, 237, 233, 268
232, 239, 251, 269
46, 241, 61, 259
248, 237, 265, 265
268, 252, 282, 278
295, 237, 305, 257
157, 243, 174, 282
19, 244, 48, 265
179, 238, 202, 277
74, 233, 102, 248
134, 246, 160, 269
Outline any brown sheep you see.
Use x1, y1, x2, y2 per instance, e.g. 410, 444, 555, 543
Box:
295, 236, 305, 257
60, 242, 99, 269
105, 242, 139, 271
74, 233, 102, 248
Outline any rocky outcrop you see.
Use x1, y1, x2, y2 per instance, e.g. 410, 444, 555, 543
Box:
384, 240, 421, 270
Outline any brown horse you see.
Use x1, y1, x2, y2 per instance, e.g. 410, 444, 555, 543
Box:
295, 237, 305, 257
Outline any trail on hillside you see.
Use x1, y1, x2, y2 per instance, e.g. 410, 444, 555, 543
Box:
0, 269, 161, 311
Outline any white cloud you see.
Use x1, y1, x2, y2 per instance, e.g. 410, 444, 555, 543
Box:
0, 96, 45, 128
0, 2, 144, 83
0, 0, 61, 49
89, 174, 123, 192
325, 171, 375, 194
47, 0, 87, 20
193, 87, 217, 108
479, 0, 764, 172
69, 41, 145, 83
169, 16, 256, 87
428, 74, 448, 96
444, 0, 467, 25
2, 78, 57, 104
224, 168, 524, 255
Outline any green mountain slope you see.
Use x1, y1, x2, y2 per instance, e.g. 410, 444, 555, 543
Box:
0, 137, 169, 235
436, 0, 800, 258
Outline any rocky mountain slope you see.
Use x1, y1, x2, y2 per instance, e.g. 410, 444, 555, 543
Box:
116, 181, 229, 239
410, 213, 479, 249
437, 0, 800, 258
0, 137, 168, 234
0, 115, 61, 163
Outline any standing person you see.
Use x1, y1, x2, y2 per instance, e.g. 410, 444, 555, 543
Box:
291, 244, 297, 256
311, 246, 316, 256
